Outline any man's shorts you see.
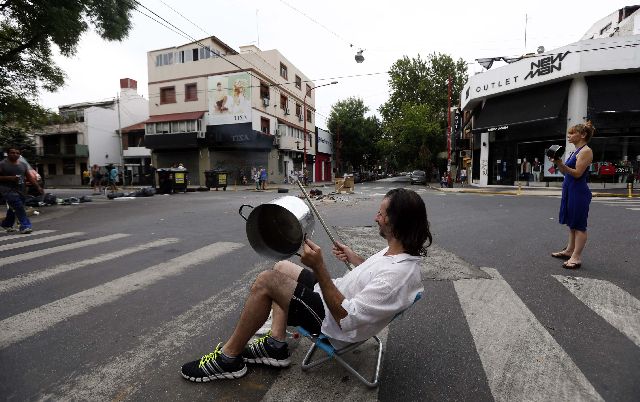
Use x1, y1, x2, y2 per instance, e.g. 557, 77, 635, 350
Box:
287, 268, 326, 335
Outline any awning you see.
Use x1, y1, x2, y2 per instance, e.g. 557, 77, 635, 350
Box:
144, 111, 205, 123
121, 122, 146, 133
586, 73, 640, 113
473, 80, 570, 132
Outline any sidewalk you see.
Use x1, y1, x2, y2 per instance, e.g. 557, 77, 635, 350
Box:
431, 183, 640, 197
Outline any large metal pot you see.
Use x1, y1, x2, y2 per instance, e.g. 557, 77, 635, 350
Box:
239, 196, 315, 259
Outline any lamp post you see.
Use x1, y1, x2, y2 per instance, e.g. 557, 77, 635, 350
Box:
303, 81, 338, 173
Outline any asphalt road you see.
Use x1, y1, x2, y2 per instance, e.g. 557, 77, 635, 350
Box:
1, 179, 638, 401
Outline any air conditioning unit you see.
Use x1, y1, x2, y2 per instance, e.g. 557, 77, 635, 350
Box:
284, 108, 290, 115
197, 132, 206, 139
262, 98, 270, 107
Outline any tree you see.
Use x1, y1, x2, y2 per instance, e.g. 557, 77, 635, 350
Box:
327, 97, 382, 174
0, 0, 136, 128
0, 126, 37, 160
379, 53, 467, 174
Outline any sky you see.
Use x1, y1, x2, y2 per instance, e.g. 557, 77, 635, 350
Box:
39, 0, 632, 126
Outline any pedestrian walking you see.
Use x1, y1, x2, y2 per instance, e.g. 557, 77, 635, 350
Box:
91, 164, 102, 194
0, 146, 43, 234
550, 121, 595, 270
108, 165, 119, 193
260, 167, 268, 190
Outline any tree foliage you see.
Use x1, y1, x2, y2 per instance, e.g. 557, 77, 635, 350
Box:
379, 53, 468, 173
326, 97, 381, 174
0, 126, 36, 161
0, 0, 136, 128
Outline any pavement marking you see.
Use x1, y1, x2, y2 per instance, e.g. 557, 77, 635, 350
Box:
454, 268, 603, 402
0, 241, 243, 349
0, 232, 85, 251
553, 275, 640, 348
38, 259, 269, 401
0, 238, 180, 294
627, 208, 640, 211
0, 233, 130, 268
0, 229, 56, 242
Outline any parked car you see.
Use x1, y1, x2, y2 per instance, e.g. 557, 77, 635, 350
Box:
410, 170, 427, 185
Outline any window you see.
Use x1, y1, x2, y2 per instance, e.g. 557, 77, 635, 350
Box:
185, 83, 197, 102
261, 117, 270, 134
306, 84, 311, 97
62, 158, 75, 175
280, 63, 288, 79
160, 87, 176, 104
48, 163, 57, 175
307, 109, 312, 123
192, 48, 199, 61
296, 103, 302, 117
199, 47, 211, 59
295, 75, 301, 89
280, 94, 288, 111
146, 124, 155, 134
260, 82, 269, 99
156, 52, 174, 66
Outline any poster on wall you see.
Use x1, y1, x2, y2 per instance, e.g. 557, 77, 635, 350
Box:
208, 73, 252, 126
543, 153, 566, 178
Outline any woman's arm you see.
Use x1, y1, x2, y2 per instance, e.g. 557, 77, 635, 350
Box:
555, 147, 593, 178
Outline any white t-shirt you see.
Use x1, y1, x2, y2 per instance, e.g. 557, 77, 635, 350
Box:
315, 247, 423, 343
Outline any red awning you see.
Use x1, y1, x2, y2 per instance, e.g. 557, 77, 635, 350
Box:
145, 111, 205, 123
121, 122, 146, 133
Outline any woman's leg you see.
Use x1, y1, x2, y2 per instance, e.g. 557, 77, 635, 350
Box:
565, 229, 576, 253
569, 230, 587, 263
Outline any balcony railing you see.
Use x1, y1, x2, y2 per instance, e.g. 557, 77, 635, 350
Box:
36, 144, 89, 157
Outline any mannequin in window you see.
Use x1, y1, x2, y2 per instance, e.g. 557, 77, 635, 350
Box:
521, 158, 531, 181
532, 157, 542, 182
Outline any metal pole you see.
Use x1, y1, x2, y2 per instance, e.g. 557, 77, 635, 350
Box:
447, 76, 452, 175
116, 93, 124, 185
296, 179, 352, 271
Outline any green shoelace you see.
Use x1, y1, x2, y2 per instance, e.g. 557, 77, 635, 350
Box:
198, 342, 223, 369
251, 330, 272, 346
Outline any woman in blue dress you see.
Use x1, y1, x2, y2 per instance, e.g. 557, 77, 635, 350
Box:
550, 121, 595, 269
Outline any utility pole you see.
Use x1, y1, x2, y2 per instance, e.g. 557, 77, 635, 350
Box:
447, 76, 452, 175
116, 93, 124, 185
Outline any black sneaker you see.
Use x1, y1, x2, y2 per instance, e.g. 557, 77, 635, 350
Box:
242, 331, 291, 367
181, 343, 247, 382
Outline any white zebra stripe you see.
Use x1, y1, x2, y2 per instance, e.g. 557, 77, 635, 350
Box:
1, 232, 85, 251
454, 268, 603, 401
554, 275, 640, 348
0, 233, 130, 268
0, 242, 243, 349
0, 238, 180, 294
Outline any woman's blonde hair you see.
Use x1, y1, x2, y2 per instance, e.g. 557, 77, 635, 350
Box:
569, 120, 596, 142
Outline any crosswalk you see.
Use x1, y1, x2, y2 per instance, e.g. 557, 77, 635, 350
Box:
0, 229, 638, 401
592, 197, 640, 211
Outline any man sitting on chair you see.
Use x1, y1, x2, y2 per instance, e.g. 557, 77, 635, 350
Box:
181, 188, 431, 382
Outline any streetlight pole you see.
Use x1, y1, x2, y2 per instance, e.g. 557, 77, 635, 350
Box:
303, 81, 338, 175
446, 76, 452, 177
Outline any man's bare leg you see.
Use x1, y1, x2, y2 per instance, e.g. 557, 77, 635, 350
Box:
222, 269, 298, 357
269, 261, 304, 340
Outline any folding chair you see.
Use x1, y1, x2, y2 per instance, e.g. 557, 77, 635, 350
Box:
297, 292, 422, 388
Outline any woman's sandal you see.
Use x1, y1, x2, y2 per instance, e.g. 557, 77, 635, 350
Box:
551, 250, 572, 260
562, 261, 582, 269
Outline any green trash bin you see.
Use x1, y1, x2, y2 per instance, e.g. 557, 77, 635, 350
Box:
205, 169, 228, 191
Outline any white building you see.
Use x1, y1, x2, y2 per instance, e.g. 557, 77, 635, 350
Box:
34, 79, 149, 186
461, 6, 640, 187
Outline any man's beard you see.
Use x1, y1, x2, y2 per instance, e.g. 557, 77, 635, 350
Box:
378, 224, 387, 239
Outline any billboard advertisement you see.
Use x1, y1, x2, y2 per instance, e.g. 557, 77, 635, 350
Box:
208, 73, 252, 126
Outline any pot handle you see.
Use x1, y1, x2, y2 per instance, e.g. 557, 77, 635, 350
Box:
238, 204, 253, 221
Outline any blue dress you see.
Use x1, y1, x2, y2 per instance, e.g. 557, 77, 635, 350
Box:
559, 146, 592, 231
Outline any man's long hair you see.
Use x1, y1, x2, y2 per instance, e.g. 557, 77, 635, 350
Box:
385, 188, 432, 256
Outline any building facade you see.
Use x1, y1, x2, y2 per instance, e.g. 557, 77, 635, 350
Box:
34, 79, 148, 186
461, 7, 640, 187
145, 37, 317, 186
315, 127, 334, 182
